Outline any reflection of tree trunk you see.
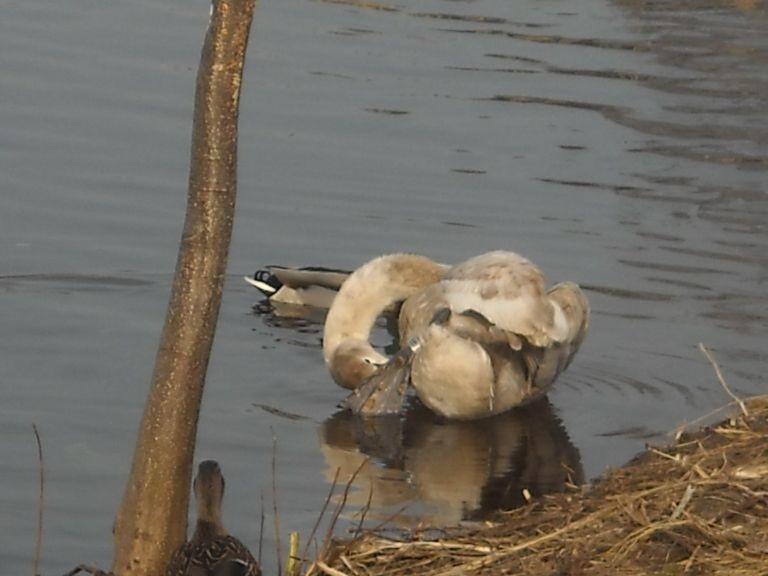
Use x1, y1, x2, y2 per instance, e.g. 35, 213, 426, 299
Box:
111, 2, 256, 575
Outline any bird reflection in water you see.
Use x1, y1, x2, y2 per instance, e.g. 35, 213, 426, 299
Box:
251, 299, 330, 329
319, 397, 583, 525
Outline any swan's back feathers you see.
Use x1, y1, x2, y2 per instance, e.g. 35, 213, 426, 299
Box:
444, 251, 537, 283
438, 252, 568, 347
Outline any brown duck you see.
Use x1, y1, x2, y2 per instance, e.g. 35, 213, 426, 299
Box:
166, 461, 261, 576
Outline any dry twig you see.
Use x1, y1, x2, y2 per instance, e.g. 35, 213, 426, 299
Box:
300, 467, 340, 576
258, 489, 265, 567
272, 432, 282, 576
699, 343, 748, 418
32, 424, 44, 576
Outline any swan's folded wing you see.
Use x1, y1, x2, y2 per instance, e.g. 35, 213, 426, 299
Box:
546, 281, 590, 364
441, 251, 570, 347
443, 279, 565, 348
443, 309, 525, 351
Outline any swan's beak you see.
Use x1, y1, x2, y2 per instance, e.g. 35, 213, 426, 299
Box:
342, 346, 413, 416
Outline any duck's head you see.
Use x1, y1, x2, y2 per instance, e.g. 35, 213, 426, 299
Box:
193, 460, 225, 523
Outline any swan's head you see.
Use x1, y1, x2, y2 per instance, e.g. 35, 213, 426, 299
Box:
327, 339, 387, 390
343, 344, 413, 416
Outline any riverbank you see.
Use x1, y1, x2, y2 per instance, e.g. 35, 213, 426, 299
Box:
308, 395, 768, 575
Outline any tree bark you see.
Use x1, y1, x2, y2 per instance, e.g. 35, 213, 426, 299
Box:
112, 2, 257, 575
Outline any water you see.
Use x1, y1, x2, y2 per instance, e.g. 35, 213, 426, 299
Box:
1, 0, 766, 574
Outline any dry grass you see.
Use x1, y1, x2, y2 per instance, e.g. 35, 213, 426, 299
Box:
307, 396, 768, 576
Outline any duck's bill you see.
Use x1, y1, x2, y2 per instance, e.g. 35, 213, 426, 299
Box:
244, 273, 277, 294
342, 347, 413, 416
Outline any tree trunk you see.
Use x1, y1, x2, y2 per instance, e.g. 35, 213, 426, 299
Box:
112, 2, 257, 575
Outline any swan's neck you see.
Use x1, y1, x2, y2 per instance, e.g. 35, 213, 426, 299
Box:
323, 254, 447, 362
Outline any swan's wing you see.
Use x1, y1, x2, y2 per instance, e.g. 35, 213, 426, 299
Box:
515, 282, 590, 389
441, 251, 586, 347
444, 251, 536, 283
434, 308, 526, 351
546, 281, 590, 363
447, 281, 589, 393
401, 252, 584, 350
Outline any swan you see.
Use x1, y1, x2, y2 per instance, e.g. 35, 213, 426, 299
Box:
165, 460, 262, 576
323, 251, 589, 420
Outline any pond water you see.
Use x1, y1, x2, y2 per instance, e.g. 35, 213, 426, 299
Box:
2, 0, 766, 574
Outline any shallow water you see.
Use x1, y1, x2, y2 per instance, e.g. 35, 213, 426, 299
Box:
1, 0, 766, 574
